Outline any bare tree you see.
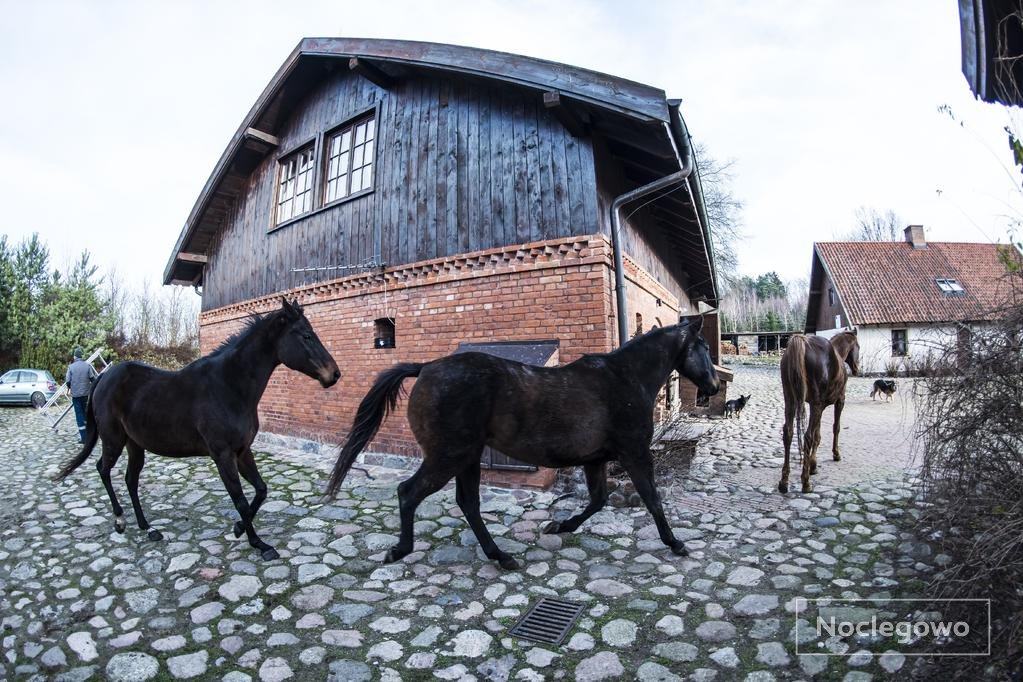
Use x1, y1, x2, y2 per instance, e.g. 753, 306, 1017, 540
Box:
694, 143, 744, 289
719, 274, 807, 332
840, 206, 903, 241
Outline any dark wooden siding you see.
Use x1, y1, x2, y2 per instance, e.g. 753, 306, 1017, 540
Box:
813, 267, 847, 330
203, 70, 600, 311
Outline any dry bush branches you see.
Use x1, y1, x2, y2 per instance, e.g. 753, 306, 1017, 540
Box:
913, 268, 1023, 676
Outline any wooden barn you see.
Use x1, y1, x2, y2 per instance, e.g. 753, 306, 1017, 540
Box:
164, 38, 724, 487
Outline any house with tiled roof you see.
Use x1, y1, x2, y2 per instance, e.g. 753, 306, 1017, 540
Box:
805, 225, 1018, 373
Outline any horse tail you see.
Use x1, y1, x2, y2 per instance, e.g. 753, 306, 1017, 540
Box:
326, 362, 423, 497
53, 374, 102, 481
784, 335, 809, 461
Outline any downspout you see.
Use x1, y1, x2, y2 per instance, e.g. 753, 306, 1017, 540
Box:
610, 102, 712, 346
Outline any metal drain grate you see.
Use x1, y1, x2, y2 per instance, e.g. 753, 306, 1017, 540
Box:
509, 597, 585, 645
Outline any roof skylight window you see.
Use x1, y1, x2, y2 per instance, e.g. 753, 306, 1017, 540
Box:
936, 278, 965, 295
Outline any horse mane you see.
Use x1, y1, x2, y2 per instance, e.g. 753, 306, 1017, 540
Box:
608, 324, 679, 356
207, 310, 281, 358
830, 330, 858, 355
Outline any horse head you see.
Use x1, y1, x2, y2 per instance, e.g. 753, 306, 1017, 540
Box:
273, 298, 341, 388
835, 330, 860, 376
678, 316, 719, 397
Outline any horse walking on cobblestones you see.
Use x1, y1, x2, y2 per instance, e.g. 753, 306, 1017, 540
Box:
327, 316, 719, 569
778, 331, 859, 495
53, 299, 340, 560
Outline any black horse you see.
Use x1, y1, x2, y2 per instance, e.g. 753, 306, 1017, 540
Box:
327, 316, 719, 569
54, 299, 340, 560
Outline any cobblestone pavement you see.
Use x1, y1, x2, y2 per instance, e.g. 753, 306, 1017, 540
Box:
673, 366, 918, 512
0, 366, 936, 681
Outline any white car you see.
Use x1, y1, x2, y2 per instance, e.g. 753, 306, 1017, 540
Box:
0, 368, 59, 407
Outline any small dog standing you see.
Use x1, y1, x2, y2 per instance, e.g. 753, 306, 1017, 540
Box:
723, 394, 751, 418
871, 379, 897, 402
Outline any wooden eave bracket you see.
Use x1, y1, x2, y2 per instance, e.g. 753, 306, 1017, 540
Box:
169, 258, 205, 288
349, 57, 395, 89
177, 252, 208, 264
543, 91, 588, 137
243, 127, 280, 147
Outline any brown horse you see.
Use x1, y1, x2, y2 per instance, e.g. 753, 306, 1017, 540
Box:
778, 331, 859, 494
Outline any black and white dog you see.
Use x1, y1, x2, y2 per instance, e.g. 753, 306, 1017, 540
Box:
723, 394, 751, 418
870, 379, 897, 402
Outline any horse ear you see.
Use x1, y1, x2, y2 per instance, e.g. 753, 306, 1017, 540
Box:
281, 297, 302, 319
687, 315, 704, 334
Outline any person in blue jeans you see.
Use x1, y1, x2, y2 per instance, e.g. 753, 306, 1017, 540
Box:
65, 348, 97, 443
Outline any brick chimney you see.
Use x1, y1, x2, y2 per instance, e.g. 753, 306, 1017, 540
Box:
904, 224, 927, 250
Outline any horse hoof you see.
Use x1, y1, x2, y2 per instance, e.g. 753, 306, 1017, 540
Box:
497, 555, 520, 570
114, 517, 126, 533
801, 484, 813, 494
778, 482, 789, 494
147, 529, 163, 542
833, 453, 842, 461
233, 521, 245, 538
260, 548, 280, 561
384, 548, 407, 564
670, 543, 689, 556
542, 521, 561, 534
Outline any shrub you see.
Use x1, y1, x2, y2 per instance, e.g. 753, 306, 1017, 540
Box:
912, 269, 1023, 677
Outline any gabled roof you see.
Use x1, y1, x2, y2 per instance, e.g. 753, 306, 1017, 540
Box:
163, 38, 717, 301
806, 239, 1018, 331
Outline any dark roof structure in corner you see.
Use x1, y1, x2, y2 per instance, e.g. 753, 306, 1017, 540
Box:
805, 239, 1018, 332
163, 38, 717, 302
959, 0, 1023, 105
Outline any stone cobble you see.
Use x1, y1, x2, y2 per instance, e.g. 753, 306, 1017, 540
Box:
0, 366, 933, 680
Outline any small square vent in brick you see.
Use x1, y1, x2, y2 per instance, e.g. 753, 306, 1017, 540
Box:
509, 597, 584, 645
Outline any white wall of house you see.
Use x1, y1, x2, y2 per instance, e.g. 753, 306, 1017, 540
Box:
817, 324, 959, 374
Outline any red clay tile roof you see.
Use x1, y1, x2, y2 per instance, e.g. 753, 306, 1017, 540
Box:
815, 240, 1018, 325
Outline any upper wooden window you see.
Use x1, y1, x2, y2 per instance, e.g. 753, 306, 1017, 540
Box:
324, 115, 376, 204
275, 145, 315, 225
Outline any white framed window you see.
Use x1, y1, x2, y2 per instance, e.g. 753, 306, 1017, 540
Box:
275, 145, 315, 225
324, 115, 376, 204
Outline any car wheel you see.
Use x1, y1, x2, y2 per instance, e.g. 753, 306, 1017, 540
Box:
31, 392, 46, 408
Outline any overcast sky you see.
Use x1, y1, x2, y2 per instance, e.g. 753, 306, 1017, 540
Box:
2, 0, 1020, 293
